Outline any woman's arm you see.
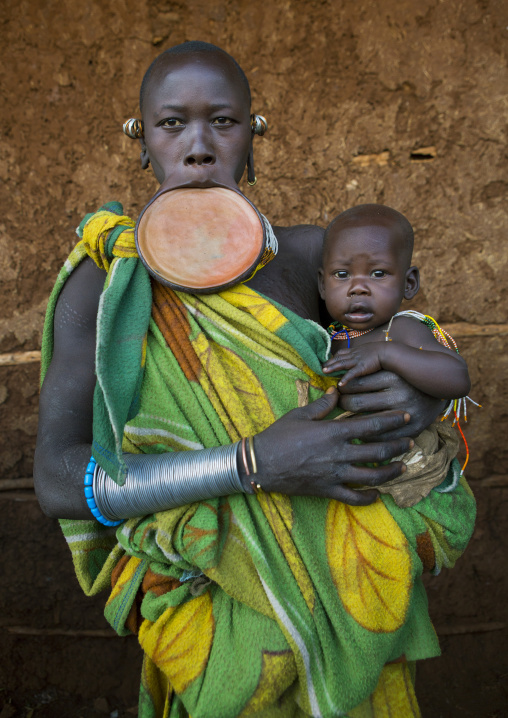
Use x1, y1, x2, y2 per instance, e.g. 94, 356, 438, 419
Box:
34, 257, 107, 518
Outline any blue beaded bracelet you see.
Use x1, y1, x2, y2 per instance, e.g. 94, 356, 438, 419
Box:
84, 457, 123, 527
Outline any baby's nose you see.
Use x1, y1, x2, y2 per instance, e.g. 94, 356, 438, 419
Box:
348, 280, 370, 296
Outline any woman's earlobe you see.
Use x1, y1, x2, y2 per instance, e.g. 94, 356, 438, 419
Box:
140, 146, 151, 170
247, 144, 256, 185
404, 266, 420, 299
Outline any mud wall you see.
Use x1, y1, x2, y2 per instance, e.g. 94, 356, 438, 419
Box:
1, 0, 507, 716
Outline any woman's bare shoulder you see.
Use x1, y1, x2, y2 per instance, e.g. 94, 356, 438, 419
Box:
273, 224, 325, 266
52, 257, 107, 352
273, 223, 325, 242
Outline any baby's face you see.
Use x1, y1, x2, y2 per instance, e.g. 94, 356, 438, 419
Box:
318, 222, 410, 330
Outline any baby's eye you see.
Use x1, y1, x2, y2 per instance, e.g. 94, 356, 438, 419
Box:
212, 116, 234, 126
333, 270, 349, 279
160, 118, 184, 128
371, 270, 386, 278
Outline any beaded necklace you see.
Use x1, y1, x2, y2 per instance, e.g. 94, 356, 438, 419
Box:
327, 321, 374, 348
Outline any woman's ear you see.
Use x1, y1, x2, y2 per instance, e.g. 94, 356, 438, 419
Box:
404, 266, 420, 300
140, 139, 150, 170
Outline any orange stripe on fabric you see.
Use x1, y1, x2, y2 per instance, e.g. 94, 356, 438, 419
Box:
151, 282, 202, 383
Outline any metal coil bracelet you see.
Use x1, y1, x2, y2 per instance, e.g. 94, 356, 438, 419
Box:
93, 443, 243, 521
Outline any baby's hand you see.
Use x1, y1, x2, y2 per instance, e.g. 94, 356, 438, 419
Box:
323, 344, 385, 386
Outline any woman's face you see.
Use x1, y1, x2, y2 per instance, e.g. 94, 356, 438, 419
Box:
141, 53, 252, 188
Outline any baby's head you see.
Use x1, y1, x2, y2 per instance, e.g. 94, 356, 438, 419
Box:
318, 204, 419, 331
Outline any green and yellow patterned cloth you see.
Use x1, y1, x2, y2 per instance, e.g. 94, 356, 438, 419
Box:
41, 203, 476, 717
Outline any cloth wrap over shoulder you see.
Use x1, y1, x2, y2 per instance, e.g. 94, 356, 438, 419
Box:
41, 203, 476, 718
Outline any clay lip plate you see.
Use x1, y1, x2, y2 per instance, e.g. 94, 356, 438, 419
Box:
136, 186, 265, 292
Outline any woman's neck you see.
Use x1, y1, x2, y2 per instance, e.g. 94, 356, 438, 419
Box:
244, 224, 324, 322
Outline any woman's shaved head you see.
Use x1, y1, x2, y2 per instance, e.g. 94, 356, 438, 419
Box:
139, 41, 251, 113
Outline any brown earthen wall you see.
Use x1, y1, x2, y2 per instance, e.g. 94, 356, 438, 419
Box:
1, 0, 507, 716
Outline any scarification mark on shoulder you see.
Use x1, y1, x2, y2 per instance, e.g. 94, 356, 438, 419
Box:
56, 296, 93, 331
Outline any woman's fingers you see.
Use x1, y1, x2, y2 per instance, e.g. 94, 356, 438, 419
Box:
339, 461, 407, 486
294, 386, 339, 421
344, 437, 412, 466
328, 484, 379, 506
338, 371, 445, 439
334, 410, 410, 441
337, 366, 363, 386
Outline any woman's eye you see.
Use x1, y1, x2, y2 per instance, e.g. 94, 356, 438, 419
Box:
371, 270, 386, 278
161, 118, 184, 128
212, 117, 234, 126
333, 271, 349, 279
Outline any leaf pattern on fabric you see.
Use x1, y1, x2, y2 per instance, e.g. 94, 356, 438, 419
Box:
326, 500, 411, 633
239, 649, 297, 716
415, 531, 436, 573
182, 500, 232, 570
221, 285, 288, 334
139, 653, 172, 718
138, 591, 214, 695
258, 492, 316, 613
349, 662, 420, 717
206, 518, 275, 618
192, 332, 276, 438
106, 555, 143, 608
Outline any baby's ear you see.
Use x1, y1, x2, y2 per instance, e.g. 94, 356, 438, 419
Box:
317, 268, 326, 299
404, 266, 420, 299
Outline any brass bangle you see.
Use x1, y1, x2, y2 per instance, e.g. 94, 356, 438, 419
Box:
248, 436, 258, 474
241, 437, 250, 476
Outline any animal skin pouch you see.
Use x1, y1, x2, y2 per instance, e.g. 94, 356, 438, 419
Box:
135, 182, 275, 293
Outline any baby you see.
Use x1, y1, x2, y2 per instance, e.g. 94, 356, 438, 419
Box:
320, 203, 470, 398
320, 203, 471, 506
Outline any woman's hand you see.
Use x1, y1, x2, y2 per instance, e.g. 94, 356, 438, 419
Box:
337, 370, 446, 439
250, 387, 414, 505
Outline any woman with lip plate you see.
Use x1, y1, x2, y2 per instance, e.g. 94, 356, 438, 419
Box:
34, 42, 475, 717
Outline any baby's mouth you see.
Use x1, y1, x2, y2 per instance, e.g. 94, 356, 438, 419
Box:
345, 306, 373, 324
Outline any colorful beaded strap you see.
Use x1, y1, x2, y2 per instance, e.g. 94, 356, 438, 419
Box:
391, 310, 481, 476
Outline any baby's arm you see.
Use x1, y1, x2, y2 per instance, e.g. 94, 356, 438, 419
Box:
323, 316, 471, 399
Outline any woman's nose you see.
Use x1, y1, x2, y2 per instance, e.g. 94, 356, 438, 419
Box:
184, 125, 215, 167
